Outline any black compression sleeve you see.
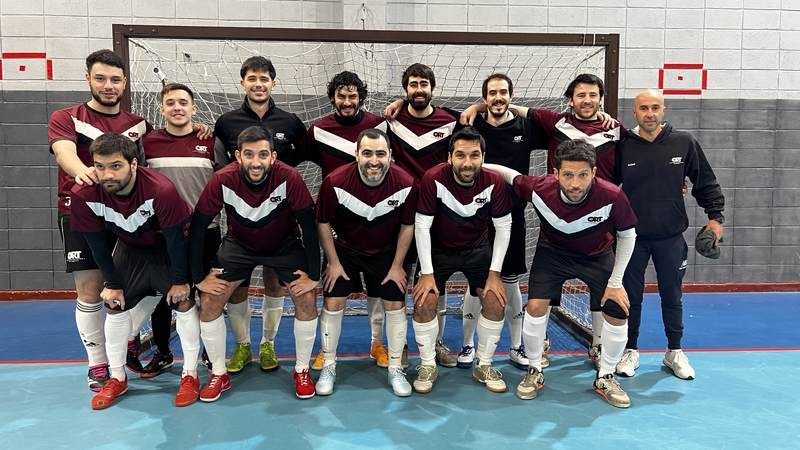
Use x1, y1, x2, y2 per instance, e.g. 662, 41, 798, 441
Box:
81, 231, 122, 289
294, 206, 320, 281
162, 221, 190, 286
188, 210, 215, 284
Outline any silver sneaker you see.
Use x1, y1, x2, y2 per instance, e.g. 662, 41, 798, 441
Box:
413, 365, 438, 394
517, 366, 545, 400
594, 373, 630, 408
588, 344, 602, 370
663, 349, 695, 380
435, 340, 457, 368
616, 349, 639, 377
388, 367, 412, 397
472, 363, 506, 393
315, 364, 336, 396
509, 345, 529, 370
541, 338, 551, 368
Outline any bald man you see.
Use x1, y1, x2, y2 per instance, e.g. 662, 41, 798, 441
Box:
613, 89, 725, 380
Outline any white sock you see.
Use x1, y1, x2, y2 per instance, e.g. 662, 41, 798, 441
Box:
476, 314, 504, 366
591, 311, 604, 347
226, 300, 251, 345
599, 321, 628, 376
319, 308, 344, 367
105, 311, 132, 381
504, 281, 523, 349
436, 294, 447, 341
76, 299, 107, 366
385, 308, 407, 368
461, 291, 481, 348
521, 312, 547, 371
366, 296, 385, 345
200, 316, 227, 376
293, 317, 318, 372
128, 295, 160, 340
262, 295, 284, 344
413, 317, 439, 366
176, 306, 201, 374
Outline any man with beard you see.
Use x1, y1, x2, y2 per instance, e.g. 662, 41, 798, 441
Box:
212, 56, 308, 376
314, 129, 417, 397
485, 139, 637, 408
412, 127, 513, 394
189, 126, 320, 401
69, 133, 200, 409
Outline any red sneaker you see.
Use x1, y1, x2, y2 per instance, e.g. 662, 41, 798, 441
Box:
175, 375, 201, 407
91, 377, 128, 410
294, 369, 315, 399
199, 373, 231, 402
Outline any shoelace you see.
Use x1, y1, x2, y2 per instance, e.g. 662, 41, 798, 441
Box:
127, 340, 138, 356
516, 345, 528, 358
484, 366, 503, 380
208, 375, 223, 388
90, 365, 109, 378
458, 346, 473, 357
297, 371, 311, 385
415, 365, 436, 379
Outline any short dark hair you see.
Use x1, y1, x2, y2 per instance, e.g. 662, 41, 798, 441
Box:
564, 73, 604, 99
160, 82, 194, 102
356, 128, 390, 152
90, 132, 137, 163
240, 56, 276, 80
554, 139, 596, 170
401, 63, 436, 90
237, 126, 274, 153
327, 71, 368, 104
448, 127, 485, 155
482, 73, 514, 98
86, 49, 125, 74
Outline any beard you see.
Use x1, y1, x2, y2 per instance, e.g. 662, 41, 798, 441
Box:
101, 171, 132, 194
359, 162, 388, 183
91, 90, 121, 107
408, 92, 432, 112
453, 164, 479, 185
559, 181, 592, 203
488, 101, 509, 119
241, 163, 268, 185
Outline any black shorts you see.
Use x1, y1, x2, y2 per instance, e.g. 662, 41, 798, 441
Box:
58, 212, 117, 273
108, 242, 179, 312
213, 235, 309, 287
324, 245, 406, 302
488, 201, 528, 277
432, 241, 491, 298
528, 242, 614, 312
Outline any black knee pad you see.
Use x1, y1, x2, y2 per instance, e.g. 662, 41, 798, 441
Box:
601, 300, 627, 320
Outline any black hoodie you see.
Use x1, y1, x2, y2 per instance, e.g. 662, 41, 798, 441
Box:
615, 122, 724, 239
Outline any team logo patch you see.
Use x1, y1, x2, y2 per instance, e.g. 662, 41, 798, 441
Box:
67, 251, 83, 262
587, 216, 604, 223
270, 196, 282, 203
387, 199, 400, 207
195, 145, 208, 153
128, 131, 140, 139
513, 135, 523, 143
433, 131, 445, 138
670, 157, 683, 165
140, 209, 151, 217
275, 133, 285, 140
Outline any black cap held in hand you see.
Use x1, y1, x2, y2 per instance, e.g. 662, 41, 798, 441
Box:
695, 226, 721, 259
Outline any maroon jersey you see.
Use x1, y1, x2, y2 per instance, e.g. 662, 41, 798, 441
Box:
513, 175, 636, 255
195, 160, 314, 253
316, 162, 417, 256
297, 111, 387, 178
387, 105, 460, 182
532, 109, 626, 184
417, 163, 513, 250
48, 103, 152, 212
70, 166, 192, 249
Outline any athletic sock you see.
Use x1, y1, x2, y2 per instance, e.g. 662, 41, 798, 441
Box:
128, 295, 160, 341
599, 321, 628, 376
591, 311, 604, 347
436, 294, 447, 342
319, 308, 344, 367
413, 317, 439, 367
261, 295, 284, 344
521, 312, 547, 371
461, 291, 481, 348
475, 314, 504, 366
226, 300, 251, 345
504, 280, 523, 349
200, 315, 228, 376
385, 308, 407, 368
152, 297, 172, 355
75, 299, 107, 366
105, 311, 132, 381
176, 306, 201, 374
366, 296, 385, 345
293, 317, 318, 372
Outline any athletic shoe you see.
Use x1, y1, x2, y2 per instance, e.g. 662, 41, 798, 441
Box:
616, 349, 639, 377
201, 347, 212, 372
401, 344, 409, 369
541, 338, 551, 368
388, 367, 412, 397
413, 365, 438, 394
457, 345, 475, 369
472, 364, 506, 393
140, 350, 174, 378
370, 342, 389, 368
435, 340, 457, 368
311, 350, 324, 371
91, 377, 128, 410
226, 343, 252, 373
663, 349, 695, 380
126, 337, 143, 373
517, 366, 545, 400
588, 344, 602, 370
315, 365, 336, 396
174, 375, 201, 407
593, 373, 630, 408
200, 372, 231, 402
259, 342, 279, 372
509, 345, 529, 370
294, 369, 316, 399
87, 363, 110, 392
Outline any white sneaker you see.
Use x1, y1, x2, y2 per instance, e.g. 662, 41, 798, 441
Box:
456, 345, 475, 369
509, 345, 529, 370
594, 373, 630, 408
413, 365, 438, 394
388, 367, 412, 397
663, 349, 695, 380
472, 363, 506, 393
316, 364, 336, 395
588, 344, 602, 370
616, 349, 639, 377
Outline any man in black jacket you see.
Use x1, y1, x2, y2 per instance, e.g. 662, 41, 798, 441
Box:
614, 89, 724, 380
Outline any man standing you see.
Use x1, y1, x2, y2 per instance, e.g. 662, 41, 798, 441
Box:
614, 89, 724, 380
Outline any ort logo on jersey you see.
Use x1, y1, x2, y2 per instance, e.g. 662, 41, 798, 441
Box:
275, 133, 285, 140
140, 209, 151, 217
270, 196, 282, 203
387, 200, 399, 207
587, 216, 603, 223
670, 157, 683, 165
513, 135, 523, 143
195, 145, 208, 153
128, 131, 140, 139
67, 251, 83, 262
603, 133, 616, 140
433, 132, 445, 139
475, 198, 487, 204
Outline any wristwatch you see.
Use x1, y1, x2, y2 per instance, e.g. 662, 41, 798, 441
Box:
710, 215, 724, 225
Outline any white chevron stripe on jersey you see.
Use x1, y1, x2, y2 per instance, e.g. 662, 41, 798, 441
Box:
72, 117, 105, 141
555, 117, 620, 148
86, 199, 155, 233
147, 157, 214, 169
222, 182, 287, 222
314, 127, 358, 158
435, 180, 494, 218
333, 186, 412, 221
388, 120, 455, 151
530, 190, 613, 234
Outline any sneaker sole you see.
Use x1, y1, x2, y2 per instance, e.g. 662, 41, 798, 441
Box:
509, 359, 529, 371
91, 386, 128, 410
389, 381, 413, 397
663, 360, 694, 380
125, 364, 142, 374
541, 357, 550, 368
436, 358, 457, 368
413, 375, 437, 394
615, 368, 636, 377
593, 385, 630, 408
140, 362, 174, 378
472, 374, 507, 393
88, 383, 105, 392
315, 385, 334, 396
175, 396, 199, 407
456, 360, 474, 369
199, 384, 230, 403
226, 357, 253, 374
260, 361, 280, 372
516, 381, 544, 400
296, 391, 316, 399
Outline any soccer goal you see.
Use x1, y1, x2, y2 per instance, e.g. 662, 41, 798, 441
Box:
114, 25, 619, 340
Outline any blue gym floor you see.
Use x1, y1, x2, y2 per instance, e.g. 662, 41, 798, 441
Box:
1, 292, 799, 448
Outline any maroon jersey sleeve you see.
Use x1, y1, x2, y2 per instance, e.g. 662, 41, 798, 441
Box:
48, 109, 77, 148
400, 182, 419, 224
195, 172, 225, 217
287, 169, 314, 212
315, 176, 336, 222
68, 186, 105, 233
415, 170, 438, 216
531, 109, 562, 134
513, 174, 538, 202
